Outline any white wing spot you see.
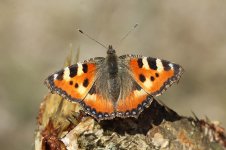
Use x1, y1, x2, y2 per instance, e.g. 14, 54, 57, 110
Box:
63, 67, 71, 81
143, 79, 153, 88
53, 74, 58, 80
77, 84, 87, 95
142, 57, 149, 70
134, 89, 146, 97
85, 94, 96, 101
169, 63, 174, 69
77, 63, 84, 76
156, 59, 164, 73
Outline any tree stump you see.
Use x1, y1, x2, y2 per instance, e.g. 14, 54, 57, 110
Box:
35, 92, 226, 150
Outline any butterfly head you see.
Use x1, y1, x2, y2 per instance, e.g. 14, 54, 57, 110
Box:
107, 45, 116, 55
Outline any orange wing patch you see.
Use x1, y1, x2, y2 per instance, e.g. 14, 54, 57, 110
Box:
82, 93, 115, 119
129, 57, 183, 96
45, 63, 96, 101
116, 89, 153, 117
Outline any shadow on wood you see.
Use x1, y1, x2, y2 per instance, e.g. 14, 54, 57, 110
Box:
99, 99, 181, 135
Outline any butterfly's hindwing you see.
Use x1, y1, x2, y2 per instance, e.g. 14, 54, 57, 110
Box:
82, 91, 115, 120
114, 68, 153, 118
115, 81, 153, 118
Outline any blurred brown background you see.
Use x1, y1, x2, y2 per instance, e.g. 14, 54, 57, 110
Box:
0, 0, 226, 149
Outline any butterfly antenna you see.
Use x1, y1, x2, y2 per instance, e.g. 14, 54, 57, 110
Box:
116, 23, 138, 49
77, 28, 108, 49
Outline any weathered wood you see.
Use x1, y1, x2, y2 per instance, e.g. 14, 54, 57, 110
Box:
35, 92, 226, 150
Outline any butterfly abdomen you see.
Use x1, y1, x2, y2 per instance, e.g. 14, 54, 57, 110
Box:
107, 54, 118, 75
105, 52, 121, 101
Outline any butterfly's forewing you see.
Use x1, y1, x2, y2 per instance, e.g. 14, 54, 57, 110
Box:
45, 62, 97, 102
45, 58, 116, 120
121, 55, 184, 96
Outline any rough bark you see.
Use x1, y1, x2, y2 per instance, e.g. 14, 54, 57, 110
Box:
35, 92, 226, 150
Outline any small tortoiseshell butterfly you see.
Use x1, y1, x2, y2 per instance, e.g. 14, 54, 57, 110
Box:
45, 45, 183, 121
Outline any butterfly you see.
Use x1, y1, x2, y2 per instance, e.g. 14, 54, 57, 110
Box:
45, 45, 183, 121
